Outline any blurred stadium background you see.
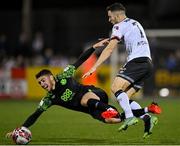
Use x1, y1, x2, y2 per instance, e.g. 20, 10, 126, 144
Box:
0, 0, 180, 145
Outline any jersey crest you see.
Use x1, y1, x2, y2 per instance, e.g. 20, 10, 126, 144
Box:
60, 79, 67, 85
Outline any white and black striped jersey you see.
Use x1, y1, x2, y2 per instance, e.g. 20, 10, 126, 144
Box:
111, 18, 151, 62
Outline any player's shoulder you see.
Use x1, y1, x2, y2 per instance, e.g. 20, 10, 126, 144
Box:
122, 18, 144, 29
113, 18, 132, 29
40, 92, 54, 104
38, 93, 53, 111
122, 18, 142, 25
127, 18, 143, 26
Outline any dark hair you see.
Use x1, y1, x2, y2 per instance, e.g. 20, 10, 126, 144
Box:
106, 3, 126, 12
35, 69, 53, 79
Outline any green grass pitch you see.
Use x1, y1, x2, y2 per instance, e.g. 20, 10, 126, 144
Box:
0, 98, 180, 145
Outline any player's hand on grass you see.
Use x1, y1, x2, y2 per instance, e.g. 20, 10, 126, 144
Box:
82, 67, 96, 78
6, 131, 13, 138
93, 38, 110, 48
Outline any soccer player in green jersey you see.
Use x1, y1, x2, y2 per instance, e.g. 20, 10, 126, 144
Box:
6, 42, 161, 139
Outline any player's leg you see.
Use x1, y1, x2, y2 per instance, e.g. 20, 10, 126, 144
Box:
127, 86, 159, 137
124, 86, 159, 138
80, 88, 115, 113
119, 99, 159, 137
111, 76, 138, 129
127, 81, 162, 138
117, 58, 154, 131
85, 90, 121, 124
129, 100, 158, 139
143, 115, 158, 139
92, 87, 120, 119
89, 109, 121, 124
81, 91, 108, 110
126, 80, 162, 115
81, 87, 120, 119
111, 60, 150, 129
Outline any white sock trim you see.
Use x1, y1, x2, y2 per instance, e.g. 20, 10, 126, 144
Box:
144, 107, 148, 113
116, 92, 134, 118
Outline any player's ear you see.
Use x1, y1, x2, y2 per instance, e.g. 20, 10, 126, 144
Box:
49, 75, 54, 81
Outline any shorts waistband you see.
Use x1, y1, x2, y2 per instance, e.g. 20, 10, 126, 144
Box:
129, 57, 152, 63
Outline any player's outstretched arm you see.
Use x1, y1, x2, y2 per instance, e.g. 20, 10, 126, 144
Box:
5, 109, 43, 139
22, 109, 44, 128
72, 38, 111, 69
61, 47, 97, 78
62, 39, 111, 78
82, 39, 118, 78
73, 38, 111, 69
72, 47, 96, 68
93, 38, 110, 48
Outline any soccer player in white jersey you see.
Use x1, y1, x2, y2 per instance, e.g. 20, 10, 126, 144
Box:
82, 3, 156, 134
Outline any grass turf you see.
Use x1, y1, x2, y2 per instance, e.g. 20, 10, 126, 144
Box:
0, 98, 180, 145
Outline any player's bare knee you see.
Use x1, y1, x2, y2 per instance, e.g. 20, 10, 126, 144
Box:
111, 85, 117, 94
126, 87, 138, 98
81, 92, 100, 106
81, 96, 90, 106
80, 98, 88, 106
111, 82, 123, 94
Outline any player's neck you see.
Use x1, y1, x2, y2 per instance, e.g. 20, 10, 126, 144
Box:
119, 15, 127, 23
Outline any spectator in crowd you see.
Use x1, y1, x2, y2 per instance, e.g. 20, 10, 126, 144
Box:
32, 31, 44, 55
166, 53, 177, 71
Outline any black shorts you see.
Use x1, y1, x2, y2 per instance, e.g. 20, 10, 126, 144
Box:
79, 86, 120, 123
88, 87, 120, 123
88, 87, 109, 122
72, 86, 110, 122
117, 57, 153, 91
76, 85, 109, 106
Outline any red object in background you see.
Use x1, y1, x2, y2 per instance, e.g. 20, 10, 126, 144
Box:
11, 68, 26, 79
0, 68, 26, 99
81, 53, 97, 85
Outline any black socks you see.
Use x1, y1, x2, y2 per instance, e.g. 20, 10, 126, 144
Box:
87, 99, 110, 111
